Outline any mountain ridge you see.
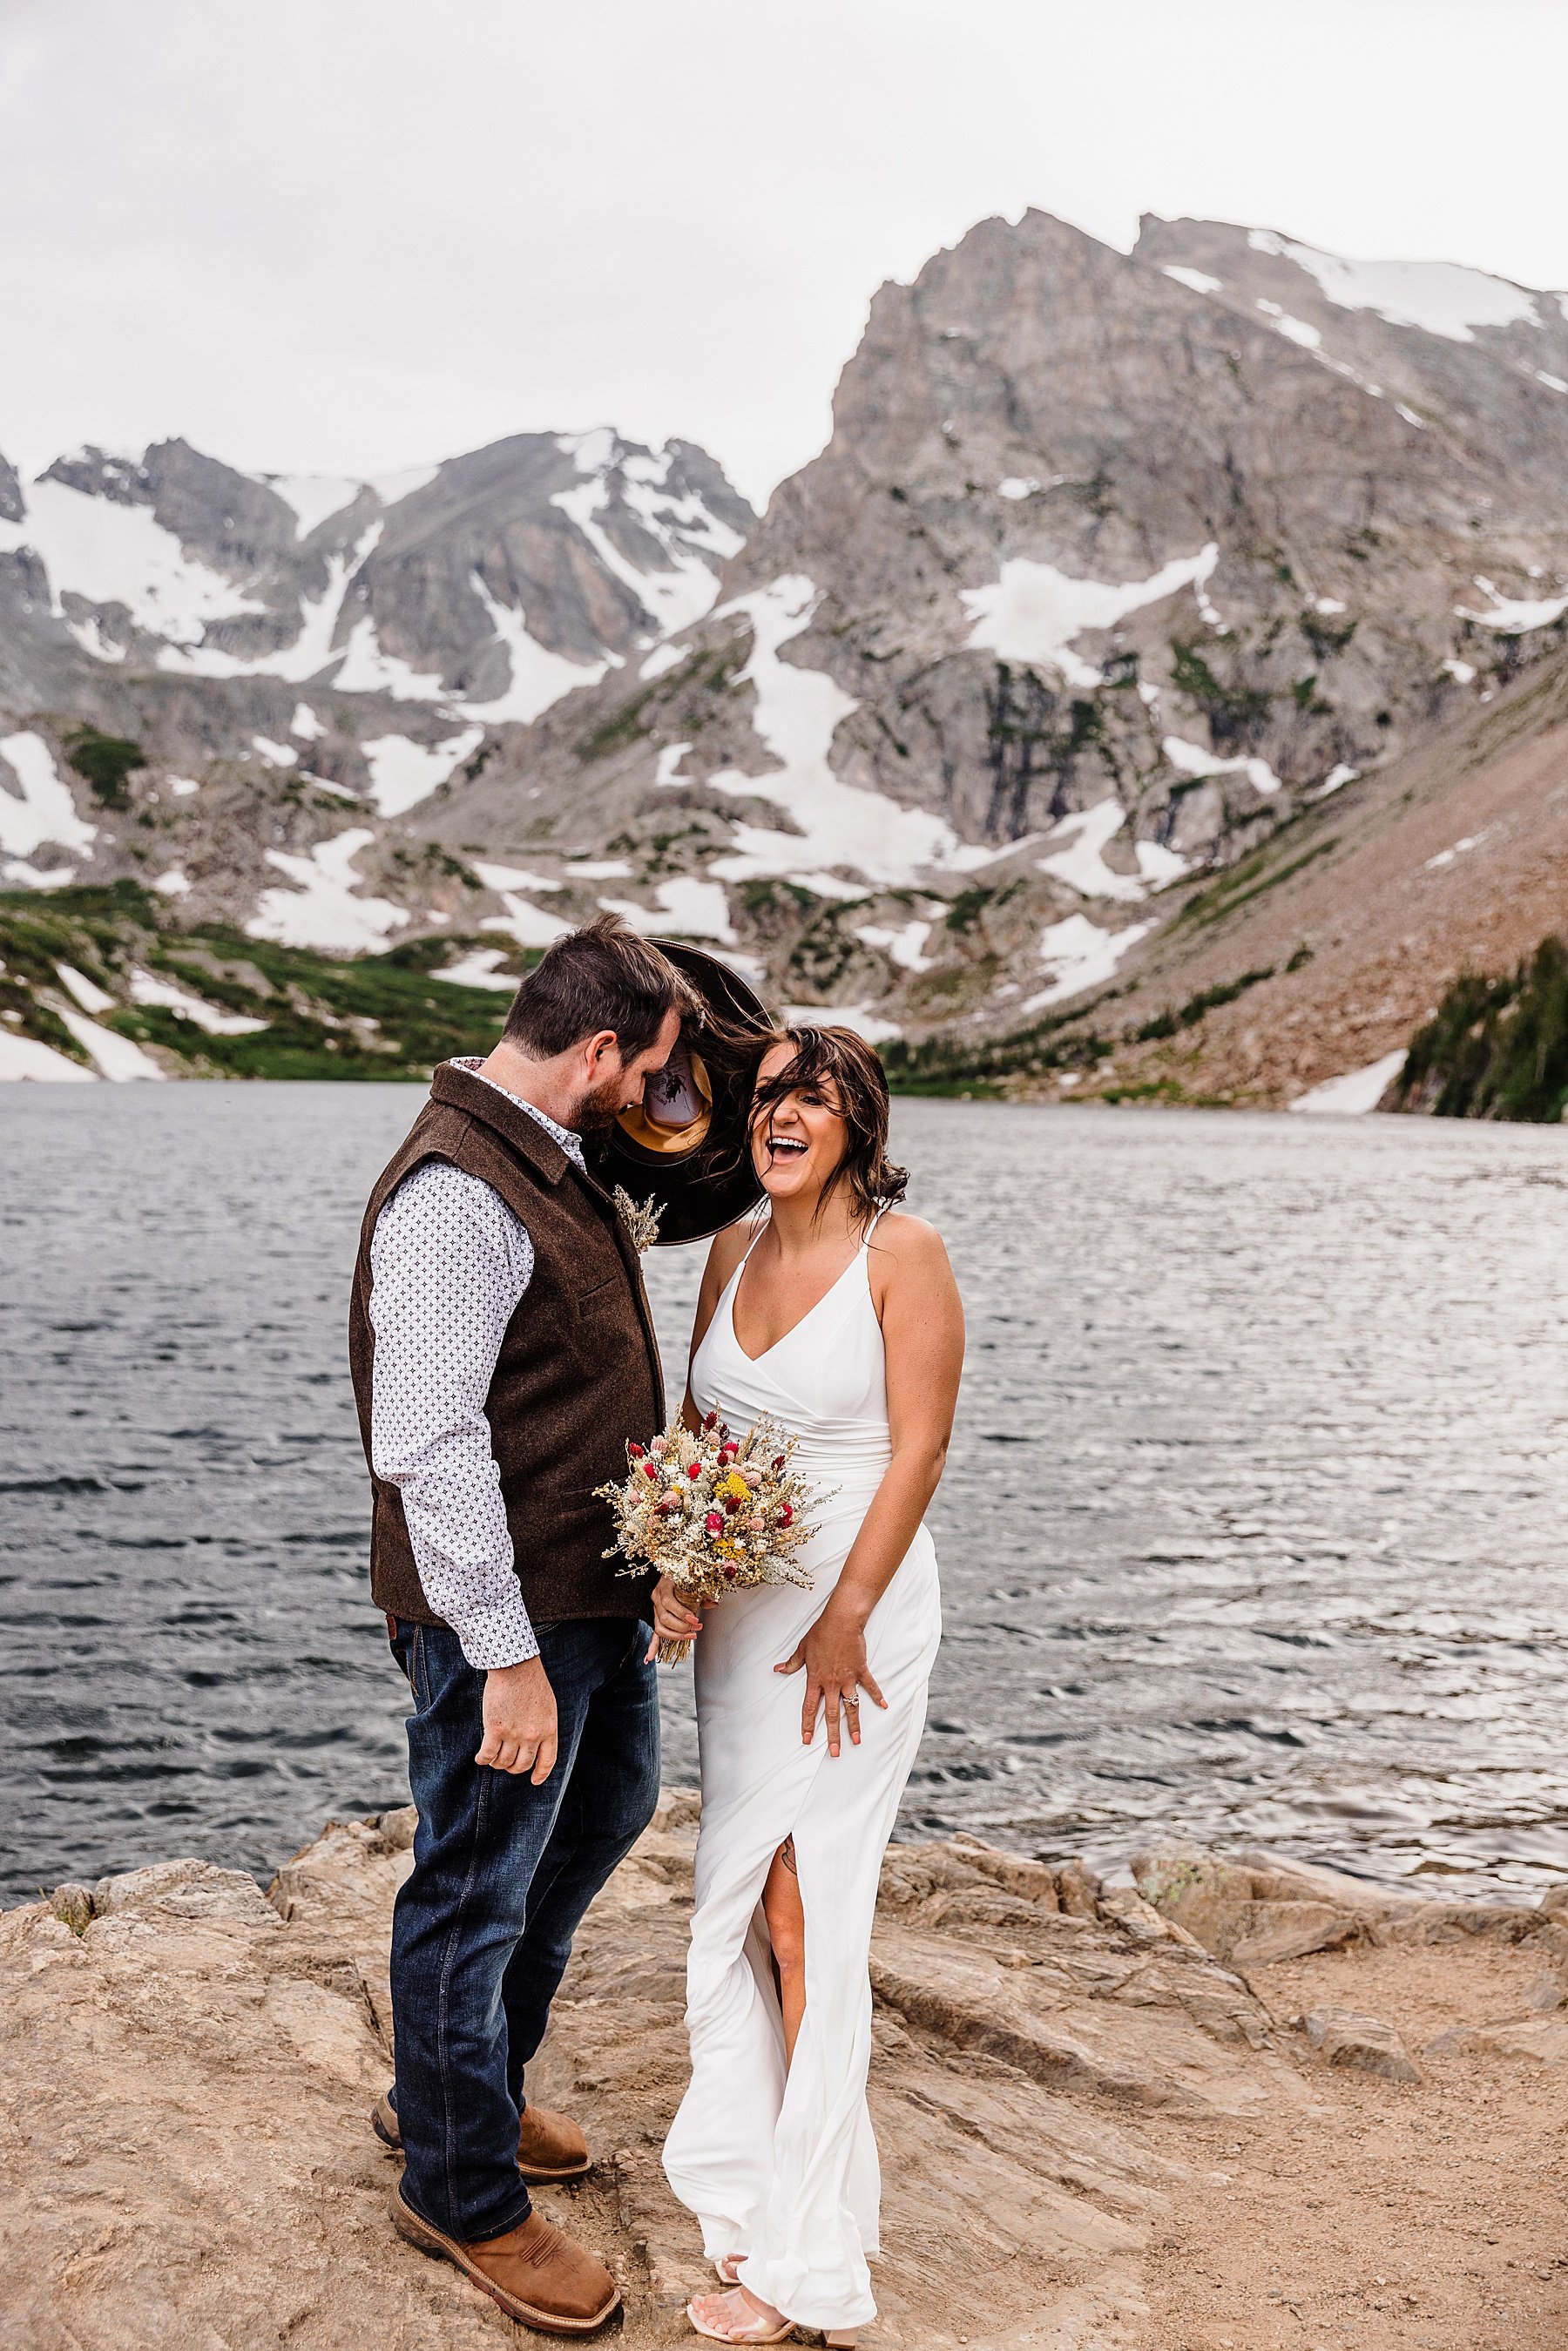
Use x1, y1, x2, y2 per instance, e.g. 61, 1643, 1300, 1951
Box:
5, 206, 1568, 1091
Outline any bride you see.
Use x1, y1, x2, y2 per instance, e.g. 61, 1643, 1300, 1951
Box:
653, 1025, 965, 2346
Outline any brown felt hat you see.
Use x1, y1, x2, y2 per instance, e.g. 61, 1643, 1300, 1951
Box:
585, 938, 775, 1246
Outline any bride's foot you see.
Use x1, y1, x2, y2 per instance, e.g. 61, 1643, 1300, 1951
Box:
686, 2283, 794, 2342
715, 2255, 745, 2284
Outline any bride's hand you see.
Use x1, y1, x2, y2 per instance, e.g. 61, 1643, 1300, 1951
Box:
775, 1603, 888, 1757
646, 1575, 705, 1660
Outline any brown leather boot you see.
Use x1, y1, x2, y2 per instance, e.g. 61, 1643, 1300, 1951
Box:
392, 2183, 619, 2334
372, 2090, 591, 2182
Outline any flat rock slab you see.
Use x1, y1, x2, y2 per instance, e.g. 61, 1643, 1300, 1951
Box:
0, 1810, 1308, 2350
1132, 1841, 1558, 1970
1301, 2003, 1422, 2084
17, 1817, 1563, 2346
1430, 2015, 1568, 2065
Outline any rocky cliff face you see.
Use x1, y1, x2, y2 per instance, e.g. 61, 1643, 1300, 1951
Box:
412, 208, 1568, 1046
6, 209, 1568, 1077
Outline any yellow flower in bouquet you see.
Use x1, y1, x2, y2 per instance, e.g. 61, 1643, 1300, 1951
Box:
595, 1409, 829, 1664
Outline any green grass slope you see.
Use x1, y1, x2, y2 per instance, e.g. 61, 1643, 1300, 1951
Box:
1392, 936, 1568, 1122
0, 882, 528, 1080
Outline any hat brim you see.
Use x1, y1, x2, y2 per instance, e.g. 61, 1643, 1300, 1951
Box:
585, 940, 774, 1246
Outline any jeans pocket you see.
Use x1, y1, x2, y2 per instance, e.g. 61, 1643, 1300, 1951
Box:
389, 1617, 416, 1695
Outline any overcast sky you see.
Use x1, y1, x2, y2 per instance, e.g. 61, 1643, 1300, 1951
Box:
2, 0, 1565, 510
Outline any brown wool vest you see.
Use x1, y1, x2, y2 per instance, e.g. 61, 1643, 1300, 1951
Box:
348, 1062, 663, 1629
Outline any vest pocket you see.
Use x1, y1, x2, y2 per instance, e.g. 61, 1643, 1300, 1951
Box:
574, 1273, 624, 1320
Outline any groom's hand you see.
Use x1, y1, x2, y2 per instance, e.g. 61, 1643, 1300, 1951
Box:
476, 1656, 558, 1782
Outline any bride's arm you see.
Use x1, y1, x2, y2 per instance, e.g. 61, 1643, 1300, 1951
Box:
776, 1214, 963, 1755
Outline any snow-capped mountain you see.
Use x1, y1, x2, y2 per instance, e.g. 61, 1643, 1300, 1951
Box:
0, 426, 752, 925
7, 208, 1568, 1082
1, 428, 749, 696
422, 208, 1568, 1042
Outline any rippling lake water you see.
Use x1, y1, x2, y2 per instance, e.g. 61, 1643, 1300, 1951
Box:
3, 1084, 1567, 1907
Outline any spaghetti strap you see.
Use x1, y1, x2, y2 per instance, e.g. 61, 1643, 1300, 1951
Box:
862, 1202, 891, 1250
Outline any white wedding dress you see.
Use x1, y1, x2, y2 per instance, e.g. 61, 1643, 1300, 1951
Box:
662, 1215, 943, 2334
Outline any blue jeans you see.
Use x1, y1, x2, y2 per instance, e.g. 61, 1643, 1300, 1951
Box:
387, 1612, 660, 2243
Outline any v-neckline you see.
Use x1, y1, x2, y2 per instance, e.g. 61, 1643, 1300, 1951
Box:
729, 1237, 866, 1367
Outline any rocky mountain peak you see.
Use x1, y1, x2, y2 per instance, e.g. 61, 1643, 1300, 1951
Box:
418, 206, 1568, 1044
6, 207, 1568, 1078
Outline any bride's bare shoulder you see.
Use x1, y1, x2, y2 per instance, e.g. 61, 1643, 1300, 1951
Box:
868, 1210, 953, 1282
702, 1215, 760, 1291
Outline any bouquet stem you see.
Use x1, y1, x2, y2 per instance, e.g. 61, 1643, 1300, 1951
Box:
655, 1585, 703, 1667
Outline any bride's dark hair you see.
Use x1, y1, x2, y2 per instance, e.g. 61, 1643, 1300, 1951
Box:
749, 1026, 909, 1229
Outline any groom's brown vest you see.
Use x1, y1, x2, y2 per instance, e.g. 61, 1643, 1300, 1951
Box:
348, 1061, 663, 1629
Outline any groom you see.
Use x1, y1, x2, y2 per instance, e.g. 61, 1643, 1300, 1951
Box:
348, 915, 691, 2334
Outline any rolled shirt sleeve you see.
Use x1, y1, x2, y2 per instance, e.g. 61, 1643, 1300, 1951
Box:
368, 1160, 540, 1669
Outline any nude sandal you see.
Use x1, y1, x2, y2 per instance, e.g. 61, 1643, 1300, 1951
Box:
685, 2292, 794, 2343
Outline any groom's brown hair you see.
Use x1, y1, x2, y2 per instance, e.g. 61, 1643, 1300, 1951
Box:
503, 914, 693, 1060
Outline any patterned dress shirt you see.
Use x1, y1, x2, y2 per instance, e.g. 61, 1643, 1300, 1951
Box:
367, 1060, 585, 1670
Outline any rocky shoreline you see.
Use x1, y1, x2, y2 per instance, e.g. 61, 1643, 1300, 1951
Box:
3, 1801, 1567, 2348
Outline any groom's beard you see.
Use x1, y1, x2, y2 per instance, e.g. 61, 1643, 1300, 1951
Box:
570, 1069, 636, 1136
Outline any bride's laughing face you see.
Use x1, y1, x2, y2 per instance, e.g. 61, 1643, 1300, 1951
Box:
750, 1042, 848, 1204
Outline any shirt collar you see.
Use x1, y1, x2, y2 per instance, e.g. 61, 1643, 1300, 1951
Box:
449, 1057, 585, 1169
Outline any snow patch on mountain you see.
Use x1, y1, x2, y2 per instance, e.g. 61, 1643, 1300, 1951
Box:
473, 861, 571, 949
782, 1001, 902, 1044
1290, 1049, 1407, 1114
1162, 733, 1282, 796
1248, 230, 1542, 344
331, 614, 449, 701
263, 474, 365, 539
705, 577, 981, 891
1455, 578, 1568, 633
433, 948, 520, 991
640, 641, 687, 681
158, 523, 383, 683
460, 574, 609, 724
56, 963, 114, 1014
0, 732, 98, 869
1037, 801, 1148, 902
601, 875, 737, 942
362, 728, 483, 818
55, 1004, 166, 1081
962, 547, 1220, 689
0, 1031, 96, 1082
260, 463, 439, 540
246, 829, 410, 954
855, 918, 936, 971
1023, 915, 1155, 1012
128, 969, 268, 1035
553, 432, 736, 640
0, 478, 265, 644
